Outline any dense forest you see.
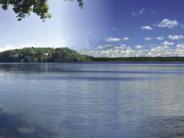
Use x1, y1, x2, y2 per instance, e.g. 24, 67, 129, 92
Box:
0, 47, 91, 62
1, 47, 184, 62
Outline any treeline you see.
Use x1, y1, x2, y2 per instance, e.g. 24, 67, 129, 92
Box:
1, 47, 184, 62
92, 57, 184, 62
0, 47, 92, 62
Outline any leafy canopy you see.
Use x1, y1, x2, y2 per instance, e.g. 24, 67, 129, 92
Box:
0, 47, 91, 62
0, 0, 83, 21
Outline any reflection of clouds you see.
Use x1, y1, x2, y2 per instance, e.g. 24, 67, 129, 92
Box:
0, 63, 184, 137
80, 43, 184, 57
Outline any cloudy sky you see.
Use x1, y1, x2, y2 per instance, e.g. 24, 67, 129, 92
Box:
1, 0, 184, 57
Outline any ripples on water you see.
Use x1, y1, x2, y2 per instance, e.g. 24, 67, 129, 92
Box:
0, 63, 184, 138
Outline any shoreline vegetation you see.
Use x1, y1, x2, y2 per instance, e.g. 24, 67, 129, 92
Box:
1, 47, 184, 63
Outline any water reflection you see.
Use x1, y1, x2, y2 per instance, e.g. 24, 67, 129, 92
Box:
138, 116, 184, 138
0, 108, 34, 138
1, 107, 184, 138
0, 63, 183, 138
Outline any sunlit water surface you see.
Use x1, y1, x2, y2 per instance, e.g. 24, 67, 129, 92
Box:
0, 63, 184, 138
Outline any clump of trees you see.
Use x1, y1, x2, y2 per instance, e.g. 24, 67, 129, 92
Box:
0, 47, 91, 62
0, 0, 83, 20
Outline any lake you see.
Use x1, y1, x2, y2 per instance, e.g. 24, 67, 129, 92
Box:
0, 63, 184, 138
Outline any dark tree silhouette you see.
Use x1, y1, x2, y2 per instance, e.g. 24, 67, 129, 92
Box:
0, 0, 83, 21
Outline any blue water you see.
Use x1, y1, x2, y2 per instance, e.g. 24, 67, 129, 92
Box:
0, 63, 184, 138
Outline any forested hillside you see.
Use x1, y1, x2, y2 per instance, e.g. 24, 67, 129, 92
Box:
0, 47, 91, 62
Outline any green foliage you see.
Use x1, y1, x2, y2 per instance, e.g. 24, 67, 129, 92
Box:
1, 47, 183, 63
52, 48, 88, 62
0, 47, 91, 63
0, 0, 83, 20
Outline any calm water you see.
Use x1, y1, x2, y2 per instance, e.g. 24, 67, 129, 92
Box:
0, 63, 184, 138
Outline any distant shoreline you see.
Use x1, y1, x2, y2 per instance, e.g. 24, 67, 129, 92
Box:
91, 57, 184, 63
1, 47, 184, 63
1, 61, 184, 65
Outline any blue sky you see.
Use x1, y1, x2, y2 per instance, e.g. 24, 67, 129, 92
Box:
1, 0, 184, 57
0, 0, 114, 50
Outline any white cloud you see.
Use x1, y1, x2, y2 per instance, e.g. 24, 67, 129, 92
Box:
80, 43, 184, 57
162, 41, 174, 46
0, 45, 22, 52
142, 25, 153, 30
105, 37, 129, 42
0, 43, 68, 52
96, 44, 113, 50
145, 37, 153, 41
105, 37, 121, 42
176, 43, 184, 48
122, 37, 129, 41
135, 45, 144, 49
168, 34, 184, 40
158, 18, 179, 29
157, 37, 164, 41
